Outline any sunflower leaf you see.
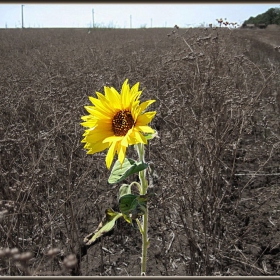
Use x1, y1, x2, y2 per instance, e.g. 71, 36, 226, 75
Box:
118, 183, 132, 199
119, 194, 149, 220
83, 208, 122, 246
108, 158, 148, 184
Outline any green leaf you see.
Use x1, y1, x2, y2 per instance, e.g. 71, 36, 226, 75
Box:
83, 208, 122, 246
118, 184, 132, 199
143, 130, 158, 141
119, 194, 150, 220
108, 158, 148, 184
122, 213, 132, 224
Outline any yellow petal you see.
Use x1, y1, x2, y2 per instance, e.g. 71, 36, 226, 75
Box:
89, 96, 114, 115
130, 82, 141, 100
85, 141, 110, 154
133, 100, 155, 120
120, 129, 132, 147
136, 111, 156, 126
81, 115, 95, 121
137, 126, 155, 134
106, 141, 117, 169
138, 100, 156, 114
85, 129, 113, 144
127, 135, 138, 145
117, 144, 127, 165
133, 130, 147, 144
80, 119, 98, 127
121, 79, 130, 109
105, 86, 121, 110
96, 92, 116, 113
103, 135, 123, 143
84, 106, 111, 120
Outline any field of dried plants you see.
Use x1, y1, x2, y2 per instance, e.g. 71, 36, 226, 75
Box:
0, 26, 280, 276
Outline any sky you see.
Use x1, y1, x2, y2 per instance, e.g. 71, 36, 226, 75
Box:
0, 3, 279, 29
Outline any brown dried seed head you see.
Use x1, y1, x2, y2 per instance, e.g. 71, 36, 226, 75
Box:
4, 248, 12, 257
20, 251, 33, 261
47, 248, 60, 257
10, 248, 19, 255
0, 249, 5, 257
63, 254, 77, 269
65, 254, 77, 262
13, 253, 21, 261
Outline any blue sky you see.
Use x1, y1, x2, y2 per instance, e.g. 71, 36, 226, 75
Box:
0, 3, 279, 28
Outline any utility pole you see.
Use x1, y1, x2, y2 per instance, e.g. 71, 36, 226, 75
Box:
92, 8, 94, 28
21, 5, 24, 28
130, 15, 132, 28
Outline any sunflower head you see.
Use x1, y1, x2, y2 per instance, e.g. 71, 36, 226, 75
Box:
81, 79, 156, 169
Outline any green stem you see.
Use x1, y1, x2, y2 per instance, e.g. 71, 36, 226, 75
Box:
136, 218, 144, 235
136, 143, 149, 276
141, 208, 149, 276
129, 181, 142, 194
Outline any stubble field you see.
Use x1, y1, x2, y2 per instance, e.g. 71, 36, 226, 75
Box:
0, 26, 280, 276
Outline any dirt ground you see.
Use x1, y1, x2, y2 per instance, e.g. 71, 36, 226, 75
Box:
0, 27, 280, 276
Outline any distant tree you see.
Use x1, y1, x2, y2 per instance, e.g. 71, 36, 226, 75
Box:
243, 7, 280, 26
272, 8, 280, 24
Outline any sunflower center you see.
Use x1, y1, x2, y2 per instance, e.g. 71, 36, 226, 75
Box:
112, 110, 135, 136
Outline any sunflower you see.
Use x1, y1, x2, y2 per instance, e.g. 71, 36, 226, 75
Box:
81, 79, 156, 169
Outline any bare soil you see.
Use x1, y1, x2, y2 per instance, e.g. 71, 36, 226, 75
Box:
0, 27, 280, 276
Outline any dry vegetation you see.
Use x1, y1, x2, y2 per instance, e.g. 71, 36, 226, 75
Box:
0, 26, 280, 276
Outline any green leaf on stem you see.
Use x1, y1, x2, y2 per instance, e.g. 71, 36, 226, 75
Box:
118, 184, 132, 199
83, 208, 122, 246
119, 194, 150, 222
108, 158, 148, 184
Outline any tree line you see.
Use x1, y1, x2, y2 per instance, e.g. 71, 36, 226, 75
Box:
244, 7, 280, 26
